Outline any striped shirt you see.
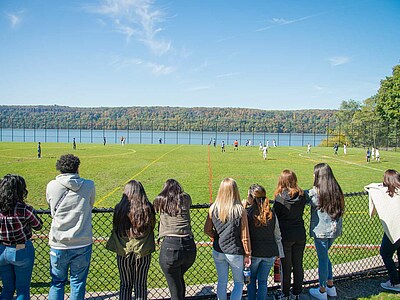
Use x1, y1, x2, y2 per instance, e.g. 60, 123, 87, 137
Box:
0, 202, 43, 246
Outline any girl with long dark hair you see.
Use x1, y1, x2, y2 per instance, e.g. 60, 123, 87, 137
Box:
307, 163, 344, 300
365, 169, 400, 292
245, 184, 284, 300
154, 179, 196, 300
0, 174, 43, 299
273, 170, 306, 300
106, 180, 155, 300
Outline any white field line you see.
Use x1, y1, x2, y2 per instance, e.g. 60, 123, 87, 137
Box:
293, 149, 386, 173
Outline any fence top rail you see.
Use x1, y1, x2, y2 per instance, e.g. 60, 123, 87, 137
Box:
35, 191, 367, 214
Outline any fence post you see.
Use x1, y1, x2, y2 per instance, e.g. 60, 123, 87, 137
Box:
189, 120, 191, 145
23, 118, 26, 142
151, 120, 154, 144
164, 120, 166, 144
326, 120, 329, 147
289, 122, 292, 147
127, 118, 130, 144
79, 119, 82, 143
139, 120, 142, 144
91, 120, 93, 144
57, 120, 59, 143
215, 120, 218, 145
115, 119, 118, 144
44, 119, 47, 143
67, 119, 70, 143
176, 119, 179, 144
386, 121, 390, 150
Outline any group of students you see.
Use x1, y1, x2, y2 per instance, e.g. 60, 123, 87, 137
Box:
204, 164, 345, 300
1, 155, 400, 300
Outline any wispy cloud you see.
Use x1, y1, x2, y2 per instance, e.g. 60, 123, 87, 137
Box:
85, 0, 172, 55
6, 11, 24, 28
328, 56, 351, 66
256, 13, 321, 32
110, 55, 174, 75
216, 72, 240, 79
186, 86, 211, 92
146, 62, 174, 75
313, 84, 324, 91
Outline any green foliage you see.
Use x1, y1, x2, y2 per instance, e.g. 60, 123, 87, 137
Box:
376, 65, 400, 122
0, 105, 336, 134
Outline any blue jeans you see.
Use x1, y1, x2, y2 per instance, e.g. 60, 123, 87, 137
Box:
247, 256, 274, 300
380, 233, 400, 285
0, 240, 35, 300
49, 244, 92, 300
314, 238, 335, 288
212, 249, 244, 300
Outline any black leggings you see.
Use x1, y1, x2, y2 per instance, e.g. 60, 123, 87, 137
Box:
281, 240, 306, 296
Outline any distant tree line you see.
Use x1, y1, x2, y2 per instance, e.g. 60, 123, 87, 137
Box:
334, 64, 400, 148
0, 105, 337, 134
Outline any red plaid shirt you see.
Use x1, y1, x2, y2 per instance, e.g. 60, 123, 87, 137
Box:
0, 202, 43, 246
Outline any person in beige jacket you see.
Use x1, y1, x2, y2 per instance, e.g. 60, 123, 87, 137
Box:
365, 169, 400, 292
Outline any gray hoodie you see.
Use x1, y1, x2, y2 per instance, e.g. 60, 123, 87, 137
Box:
46, 173, 95, 249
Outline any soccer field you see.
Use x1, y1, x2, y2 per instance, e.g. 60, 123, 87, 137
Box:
1, 142, 399, 208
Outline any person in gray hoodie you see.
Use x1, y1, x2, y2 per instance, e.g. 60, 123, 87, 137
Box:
46, 154, 96, 300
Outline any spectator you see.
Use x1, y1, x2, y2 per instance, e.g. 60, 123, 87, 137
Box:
46, 154, 96, 300
106, 180, 156, 300
204, 178, 251, 300
273, 170, 306, 300
0, 174, 43, 299
154, 179, 196, 300
306, 163, 344, 300
365, 170, 400, 292
245, 184, 284, 300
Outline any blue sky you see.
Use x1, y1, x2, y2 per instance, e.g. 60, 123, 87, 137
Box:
1, 0, 399, 110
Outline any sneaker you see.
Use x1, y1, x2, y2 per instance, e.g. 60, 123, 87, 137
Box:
326, 286, 337, 297
309, 287, 327, 300
380, 280, 400, 292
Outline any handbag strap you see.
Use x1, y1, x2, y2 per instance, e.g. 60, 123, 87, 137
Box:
54, 189, 69, 213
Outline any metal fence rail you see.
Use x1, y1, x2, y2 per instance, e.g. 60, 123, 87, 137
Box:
4, 192, 391, 299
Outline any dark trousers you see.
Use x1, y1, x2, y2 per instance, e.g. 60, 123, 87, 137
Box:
380, 233, 400, 285
159, 236, 197, 300
281, 240, 306, 296
117, 253, 151, 300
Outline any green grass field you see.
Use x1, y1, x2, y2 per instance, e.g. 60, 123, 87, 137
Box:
1, 142, 399, 298
0, 142, 398, 208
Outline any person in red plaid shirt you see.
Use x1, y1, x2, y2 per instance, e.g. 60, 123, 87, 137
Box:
0, 174, 43, 299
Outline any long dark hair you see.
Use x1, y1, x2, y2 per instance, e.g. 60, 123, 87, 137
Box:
0, 174, 28, 213
383, 169, 400, 197
154, 179, 189, 216
248, 184, 272, 226
313, 163, 344, 220
113, 180, 155, 238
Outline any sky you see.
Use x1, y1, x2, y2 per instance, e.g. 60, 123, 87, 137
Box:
1, 0, 399, 110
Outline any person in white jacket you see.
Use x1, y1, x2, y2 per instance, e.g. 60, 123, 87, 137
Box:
46, 154, 96, 300
365, 169, 400, 292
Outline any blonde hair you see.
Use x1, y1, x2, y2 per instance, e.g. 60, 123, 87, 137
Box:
211, 178, 243, 223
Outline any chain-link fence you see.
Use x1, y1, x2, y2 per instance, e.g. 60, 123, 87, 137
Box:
5, 191, 392, 299
1, 117, 399, 150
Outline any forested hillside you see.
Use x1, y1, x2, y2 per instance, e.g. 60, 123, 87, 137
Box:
0, 105, 336, 133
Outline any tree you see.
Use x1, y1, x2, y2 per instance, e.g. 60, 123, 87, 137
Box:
376, 64, 400, 122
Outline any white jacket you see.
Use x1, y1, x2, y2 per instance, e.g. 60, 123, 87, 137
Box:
365, 183, 400, 244
46, 173, 95, 249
